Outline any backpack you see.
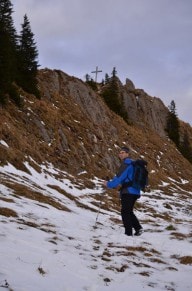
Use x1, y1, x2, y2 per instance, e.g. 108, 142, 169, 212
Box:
130, 159, 148, 190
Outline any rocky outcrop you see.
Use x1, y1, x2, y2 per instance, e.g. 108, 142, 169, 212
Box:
121, 78, 192, 142
118, 79, 168, 137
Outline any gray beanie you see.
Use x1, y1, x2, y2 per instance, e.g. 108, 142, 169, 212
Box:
120, 146, 130, 153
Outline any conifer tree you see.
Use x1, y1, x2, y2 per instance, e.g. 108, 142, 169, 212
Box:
180, 131, 192, 163
101, 67, 128, 122
0, 0, 18, 104
104, 73, 110, 84
112, 67, 117, 78
17, 14, 40, 97
85, 74, 91, 82
85, 73, 97, 90
166, 100, 180, 147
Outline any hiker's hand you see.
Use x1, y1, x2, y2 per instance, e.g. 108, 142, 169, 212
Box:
103, 180, 108, 187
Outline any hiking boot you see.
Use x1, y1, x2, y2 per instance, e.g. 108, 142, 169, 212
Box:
134, 228, 143, 236
125, 233, 133, 237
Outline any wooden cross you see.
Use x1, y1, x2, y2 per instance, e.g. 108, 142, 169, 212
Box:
91, 66, 102, 82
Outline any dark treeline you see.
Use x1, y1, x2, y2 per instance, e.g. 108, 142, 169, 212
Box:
166, 100, 192, 164
0, 0, 40, 106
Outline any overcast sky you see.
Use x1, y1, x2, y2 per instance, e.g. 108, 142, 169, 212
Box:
12, 0, 192, 125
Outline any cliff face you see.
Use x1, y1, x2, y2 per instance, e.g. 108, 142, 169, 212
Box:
110, 76, 192, 144
123, 82, 168, 137
0, 68, 192, 193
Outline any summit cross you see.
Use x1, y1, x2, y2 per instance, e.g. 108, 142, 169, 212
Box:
91, 66, 102, 82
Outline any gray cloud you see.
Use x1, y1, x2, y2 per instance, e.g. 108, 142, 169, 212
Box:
12, 0, 192, 125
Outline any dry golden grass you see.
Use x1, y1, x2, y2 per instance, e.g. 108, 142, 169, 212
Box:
16, 218, 57, 234
47, 184, 75, 200
3, 182, 71, 212
48, 184, 102, 212
0, 197, 15, 203
171, 254, 192, 265
17, 219, 39, 229
170, 232, 188, 240
126, 246, 148, 253
105, 264, 129, 273
0, 207, 18, 217
179, 256, 192, 265
149, 258, 167, 264
138, 271, 151, 277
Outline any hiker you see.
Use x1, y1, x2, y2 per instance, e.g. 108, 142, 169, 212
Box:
103, 146, 143, 236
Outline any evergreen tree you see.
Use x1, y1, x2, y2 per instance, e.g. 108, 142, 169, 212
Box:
166, 100, 180, 147
104, 73, 110, 84
101, 67, 128, 122
85, 74, 90, 82
17, 14, 40, 97
111, 67, 117, 78
166, 101, 192, 163
0, 0, 18, 104
180, 131, 192, 163
85, 73, 97, 90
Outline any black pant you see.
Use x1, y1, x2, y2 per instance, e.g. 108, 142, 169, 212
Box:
121, 194, 141, 236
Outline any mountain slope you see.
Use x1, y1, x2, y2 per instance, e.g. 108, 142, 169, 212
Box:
1, 69, 192, 185
0, 68, 192, 290
0, 161, 191, 291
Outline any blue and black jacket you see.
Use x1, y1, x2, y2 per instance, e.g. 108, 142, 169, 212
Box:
106, 158, 140, 196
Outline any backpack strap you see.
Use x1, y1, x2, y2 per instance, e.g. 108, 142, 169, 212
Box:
120, 161, 133, 189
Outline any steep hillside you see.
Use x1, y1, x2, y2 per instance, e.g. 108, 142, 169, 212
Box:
0, 68, 191, 290
0, 69, 192, 190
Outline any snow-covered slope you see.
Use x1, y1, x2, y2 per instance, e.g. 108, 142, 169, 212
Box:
0, 161, 191, 291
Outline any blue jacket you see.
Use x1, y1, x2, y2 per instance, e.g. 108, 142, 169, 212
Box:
106, 158, 140, 195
